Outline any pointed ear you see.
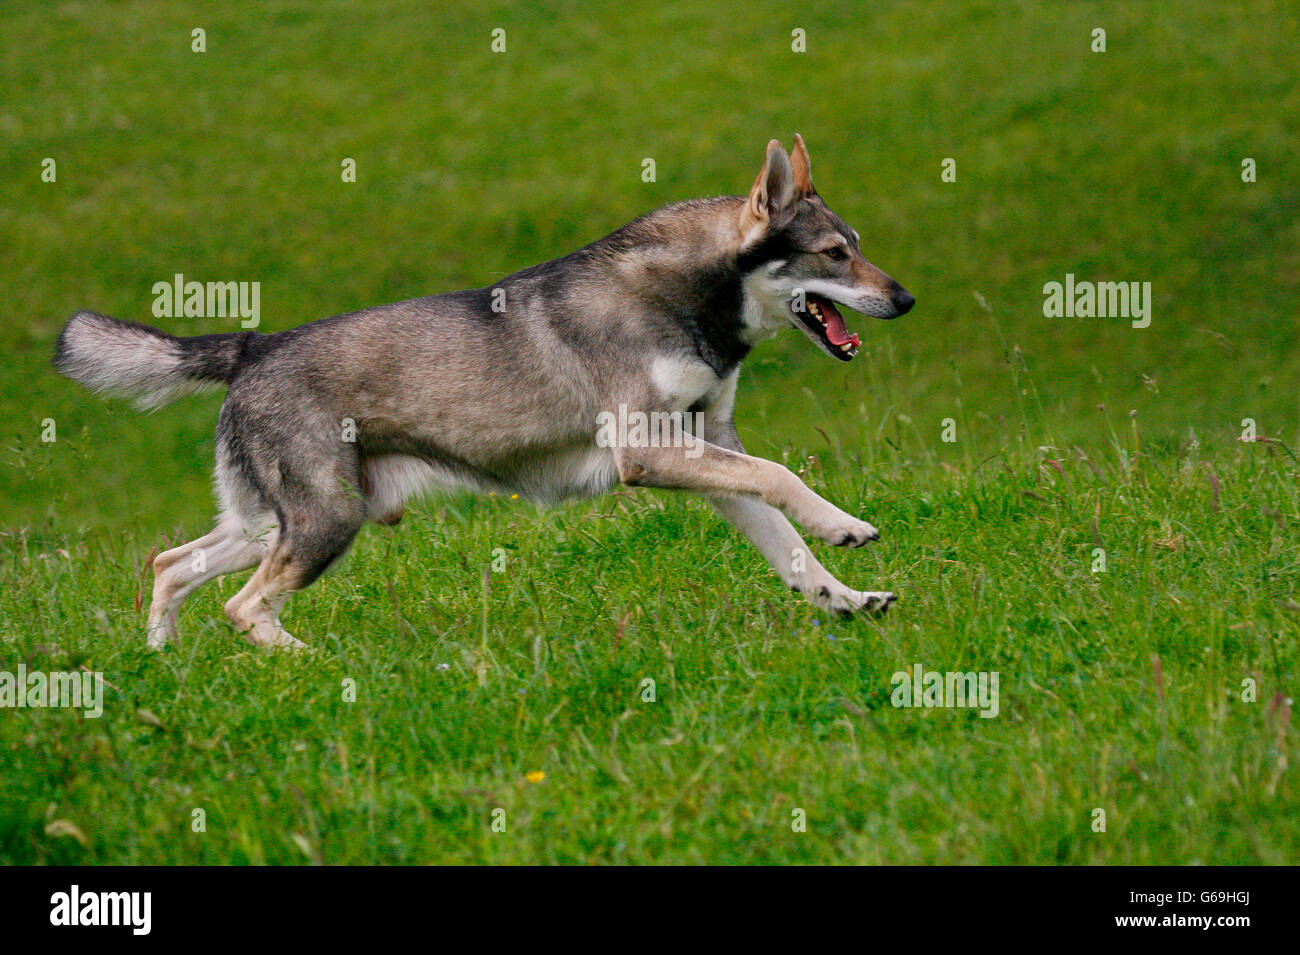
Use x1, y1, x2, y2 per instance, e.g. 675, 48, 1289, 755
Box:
790, 133, 815, 196
740, 139, 799, 235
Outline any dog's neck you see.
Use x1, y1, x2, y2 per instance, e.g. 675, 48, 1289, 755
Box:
602, 196, 761, 377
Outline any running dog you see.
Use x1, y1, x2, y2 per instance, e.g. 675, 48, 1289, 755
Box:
55, 134, 914, 648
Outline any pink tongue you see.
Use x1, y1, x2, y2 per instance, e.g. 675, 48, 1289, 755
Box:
822, 303, 860, 348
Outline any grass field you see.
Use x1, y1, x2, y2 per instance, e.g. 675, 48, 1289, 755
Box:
2, 1, 1297, 864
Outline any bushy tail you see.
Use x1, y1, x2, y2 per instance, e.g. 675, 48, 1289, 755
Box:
53, 311, 251, 410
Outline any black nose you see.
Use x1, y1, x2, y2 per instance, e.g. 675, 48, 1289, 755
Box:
891, 287, 915, 315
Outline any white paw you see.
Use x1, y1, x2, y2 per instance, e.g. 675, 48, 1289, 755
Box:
246, 622, 306, 649
805, 508, 880, 547
145, 616, 175, 650
800, 582, 897, 617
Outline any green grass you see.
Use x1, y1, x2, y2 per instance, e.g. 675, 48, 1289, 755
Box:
1, 0, 1297, 864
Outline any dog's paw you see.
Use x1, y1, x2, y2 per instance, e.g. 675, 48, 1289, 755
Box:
833, 520, 880, 548
145, 615, 176, 650
806, 511, 879, 547
245, 622, 306, 650
801, 582, 897, 617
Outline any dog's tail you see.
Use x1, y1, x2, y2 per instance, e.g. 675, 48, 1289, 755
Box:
54, 311, 252, 411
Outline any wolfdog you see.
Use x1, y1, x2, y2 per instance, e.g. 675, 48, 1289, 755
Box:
55, 135, 914, 649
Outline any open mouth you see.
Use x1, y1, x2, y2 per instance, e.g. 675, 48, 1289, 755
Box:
791, 294, 860, 361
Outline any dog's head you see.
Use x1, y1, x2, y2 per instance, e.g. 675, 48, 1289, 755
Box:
738, 135, 913, 361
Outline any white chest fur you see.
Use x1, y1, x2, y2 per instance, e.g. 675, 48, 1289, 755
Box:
650, 355, 724, 411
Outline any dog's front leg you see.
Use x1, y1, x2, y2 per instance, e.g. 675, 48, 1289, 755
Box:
706, 491, 895, 616
612, 434, 895, 615
700, 419, 894, 616
613, 441, 878, 545
614, 435, 875, 545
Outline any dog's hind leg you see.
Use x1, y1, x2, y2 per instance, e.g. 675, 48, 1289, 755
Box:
147, 517, 274, 649
214, 390, 368, 647
223, 501, 363, 649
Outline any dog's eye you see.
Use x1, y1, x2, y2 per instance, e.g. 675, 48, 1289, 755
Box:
823, 247, 847, 261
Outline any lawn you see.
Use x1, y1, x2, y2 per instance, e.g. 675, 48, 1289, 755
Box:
1, 0, 1296, 864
